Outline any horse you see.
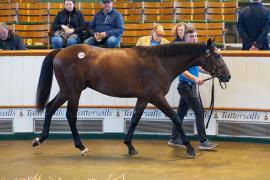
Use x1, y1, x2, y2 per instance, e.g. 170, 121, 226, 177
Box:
32, 39, 231, 158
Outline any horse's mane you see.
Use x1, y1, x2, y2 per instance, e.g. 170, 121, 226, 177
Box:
134, 42, 207, 57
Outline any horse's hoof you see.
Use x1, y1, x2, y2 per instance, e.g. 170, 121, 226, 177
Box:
128, 149, 138, 155
32, 137, 40, 147
80, 148, 89, 156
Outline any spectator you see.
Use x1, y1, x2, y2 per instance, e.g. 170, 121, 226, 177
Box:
237, 0, 270, 50
0, 22, 26, 50
172, 22, 187, 42
168, 26, 218, 150
51, 0, 86, 49
136, 23, 169, 46
84, 0, 123, 48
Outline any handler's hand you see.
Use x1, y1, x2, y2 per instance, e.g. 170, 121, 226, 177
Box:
195, 77, 204, 85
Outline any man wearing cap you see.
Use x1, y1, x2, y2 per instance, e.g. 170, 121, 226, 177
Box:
83, 0, 123, 48
136, 23, 169, 46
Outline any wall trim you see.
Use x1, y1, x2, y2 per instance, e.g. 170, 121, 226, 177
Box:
1, 133, 270, 144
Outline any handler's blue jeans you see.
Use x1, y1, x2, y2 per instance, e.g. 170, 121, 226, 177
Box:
84, 36, 120, 48
171, 81, 207, 143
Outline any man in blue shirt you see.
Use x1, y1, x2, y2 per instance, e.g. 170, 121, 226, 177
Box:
237, 0, 270, 50
84, 0, 123, 48
168, 26, 218, 150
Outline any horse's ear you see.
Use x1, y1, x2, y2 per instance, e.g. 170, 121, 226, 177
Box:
207, 38, 212, 48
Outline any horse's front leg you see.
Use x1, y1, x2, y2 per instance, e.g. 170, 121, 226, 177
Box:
33, 93, 67, 147
150, 96, 196, 158
124, 98, 148, 155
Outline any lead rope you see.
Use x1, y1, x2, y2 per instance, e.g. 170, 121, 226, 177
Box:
198, 77, 227, 129
198, 77, 214, 129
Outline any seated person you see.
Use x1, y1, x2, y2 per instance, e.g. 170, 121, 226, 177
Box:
136, 23, 169, 46
0, 22, 26, 50
84, 0, 123, 48
51, 0, 86, 49
172, 22, 187, 42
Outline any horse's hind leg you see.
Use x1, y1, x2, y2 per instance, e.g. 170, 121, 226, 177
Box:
150, 96, 195, 158
66, 93, 88, 155
33, 92, 67, 147
124, 98, 148, 155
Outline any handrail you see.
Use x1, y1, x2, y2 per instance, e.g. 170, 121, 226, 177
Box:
1, 50, 270, 57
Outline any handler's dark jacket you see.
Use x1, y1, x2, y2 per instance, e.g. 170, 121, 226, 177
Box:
52, 8, 86, 35
0, 31, 26, 50
237, 2, 270, 50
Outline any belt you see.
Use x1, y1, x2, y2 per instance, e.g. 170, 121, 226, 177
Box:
179, 81, 195, 86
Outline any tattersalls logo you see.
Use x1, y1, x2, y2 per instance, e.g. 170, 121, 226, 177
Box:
24, 108, 113, 118
77, 109, 112, 117
26, 109, 64, 117
221, 111, 262, 120
124, 109, 163, 118
219, 111, 261, 120
0, 109, 16, 117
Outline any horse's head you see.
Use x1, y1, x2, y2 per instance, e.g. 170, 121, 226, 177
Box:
202, 39, 231, 82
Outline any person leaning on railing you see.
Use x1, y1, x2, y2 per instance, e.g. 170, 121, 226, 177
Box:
0, 22, 26, 50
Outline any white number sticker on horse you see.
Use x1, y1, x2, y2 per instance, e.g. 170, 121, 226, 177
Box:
78, 52, 85, 59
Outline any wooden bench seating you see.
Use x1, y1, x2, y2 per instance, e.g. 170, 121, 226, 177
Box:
14, 24, 49, 49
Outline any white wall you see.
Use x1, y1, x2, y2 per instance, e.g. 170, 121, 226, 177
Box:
1, 55, 270, 108
0, 54, 270, 135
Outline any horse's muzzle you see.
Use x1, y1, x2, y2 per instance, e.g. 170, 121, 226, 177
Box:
218, 74, 231, 83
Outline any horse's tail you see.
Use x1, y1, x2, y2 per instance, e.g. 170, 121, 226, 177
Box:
36, 49, 61, 111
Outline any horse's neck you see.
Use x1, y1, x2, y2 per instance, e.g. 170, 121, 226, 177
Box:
163, 56, 203, 81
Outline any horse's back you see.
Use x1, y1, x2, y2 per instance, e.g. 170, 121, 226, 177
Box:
86, 47, 169, 97
54, 44, 107, 64
52, 44, 167, 98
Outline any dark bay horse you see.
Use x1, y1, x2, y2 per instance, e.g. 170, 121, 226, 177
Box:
33, 39, 231, 158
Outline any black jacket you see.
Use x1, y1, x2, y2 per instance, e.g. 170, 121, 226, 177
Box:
52, 8, 86, 35
0, 31, 26, 50
237, 2, 270, 50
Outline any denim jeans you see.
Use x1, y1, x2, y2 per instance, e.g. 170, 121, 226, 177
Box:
84, 36, 120, 48
51, 36, 79, 49
171, 82, 207, 143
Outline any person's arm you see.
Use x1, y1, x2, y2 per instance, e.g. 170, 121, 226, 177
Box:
87, 15, 97, 36
136, 37, 143, 46
15, 36, 26, 50
182, 71, 203, 85
199, 66, 209, 74
104, 13, 124, 37
162, 38, 170, 44
255, 10, 270, 49
237, 10, 254, 44
52, 12, 62, 33
73, 13, 87, 34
